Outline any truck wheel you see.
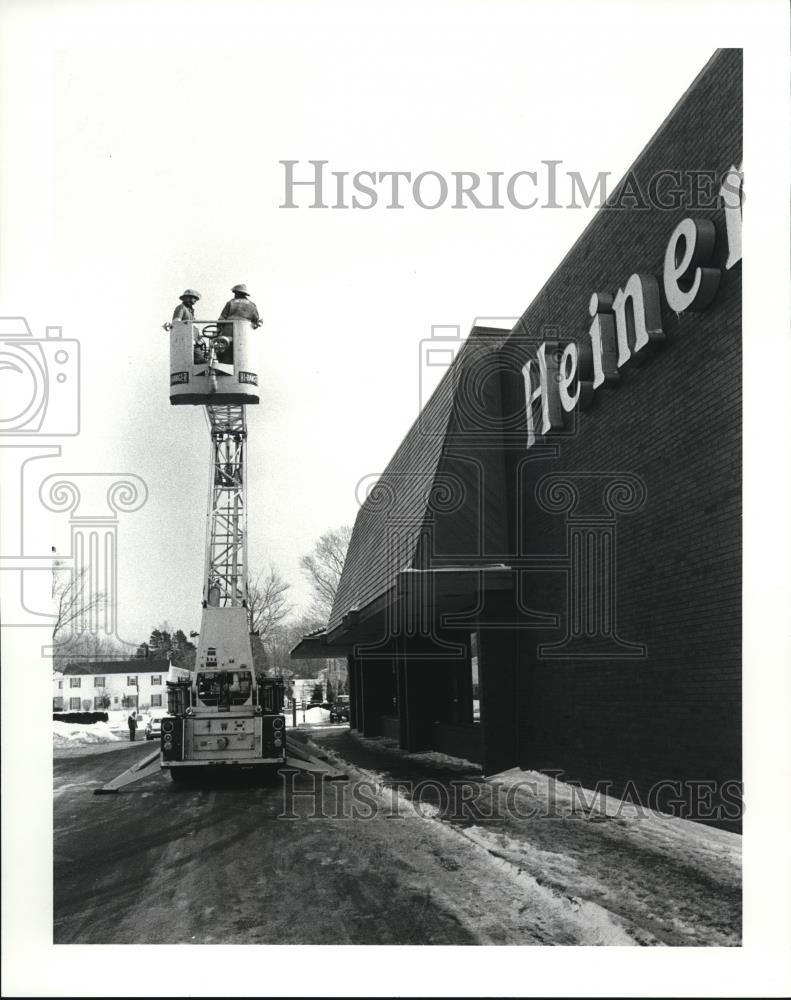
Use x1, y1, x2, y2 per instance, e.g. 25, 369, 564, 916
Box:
170, 769, 188, 783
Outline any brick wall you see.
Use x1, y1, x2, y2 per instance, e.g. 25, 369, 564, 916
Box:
499, 49, 742, 826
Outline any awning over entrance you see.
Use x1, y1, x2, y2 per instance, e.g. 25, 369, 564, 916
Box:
290, 563, 514, 658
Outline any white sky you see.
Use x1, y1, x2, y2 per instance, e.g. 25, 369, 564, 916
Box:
0, 0, 730, 643
2, 2, 791, 995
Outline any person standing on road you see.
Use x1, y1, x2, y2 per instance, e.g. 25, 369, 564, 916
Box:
128, 711, 137, 741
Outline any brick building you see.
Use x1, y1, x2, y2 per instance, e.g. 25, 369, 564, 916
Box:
293, 50, 742, 826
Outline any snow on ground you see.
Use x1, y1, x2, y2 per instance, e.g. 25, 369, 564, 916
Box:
301, 738, 641, 943
347, 731, 482, 772
53, 720, 120, 746
304, 734, 741, 946
385, 746, 481, 772
489, 767, 741, 864
54, 705, 333, 740
284, 705, 331, 728
467, 768, 742, 945
106, 709, 154, 729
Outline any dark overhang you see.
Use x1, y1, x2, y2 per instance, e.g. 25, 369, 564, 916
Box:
290, 564, 513, 659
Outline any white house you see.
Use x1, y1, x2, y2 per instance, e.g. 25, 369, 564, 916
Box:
53, 660, 171, 712
289, 677, 324, 706
316, 659, 348, 700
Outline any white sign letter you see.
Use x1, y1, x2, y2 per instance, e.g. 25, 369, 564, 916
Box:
522, 343, 563, 449
719, 164, 743, 270
559, 343, 580, 412
613, 274, 665, 367
587, 292, 619, 389
663, 218, 721, 313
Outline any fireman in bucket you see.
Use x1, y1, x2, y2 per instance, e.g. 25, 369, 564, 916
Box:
218, 284, 262, 328
172, 288, 201, 322
197, 283, 261, 369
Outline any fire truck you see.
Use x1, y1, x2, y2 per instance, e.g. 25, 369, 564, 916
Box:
161, 315, 286, 779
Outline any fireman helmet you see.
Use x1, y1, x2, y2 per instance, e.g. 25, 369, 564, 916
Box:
231, 284, 250, 296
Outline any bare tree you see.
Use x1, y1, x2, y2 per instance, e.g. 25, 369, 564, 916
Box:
53, 630, 124, 672
52, 565, 108, 642
247, 564, 293, 641
266, 616, 322, 677
299, 525, 352, 620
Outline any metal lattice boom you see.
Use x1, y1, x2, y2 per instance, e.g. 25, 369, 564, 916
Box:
203, 404, 248, 609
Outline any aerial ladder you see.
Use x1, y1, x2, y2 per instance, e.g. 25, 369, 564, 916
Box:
161, 318, 287, 778
94, 311, 344, 793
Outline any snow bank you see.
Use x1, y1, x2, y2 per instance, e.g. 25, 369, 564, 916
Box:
53, 720, 120, 746
400, 748, 481, 772
470, 768, 742, 946
284, 705, 330, 728
343, 732, 481, 772
306, 734, 741, 945
487, 768, 741, 864
107, 709, 136, 728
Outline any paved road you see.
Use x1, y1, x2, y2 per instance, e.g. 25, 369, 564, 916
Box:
53, 736, 532, 944
54, 729, 741, 946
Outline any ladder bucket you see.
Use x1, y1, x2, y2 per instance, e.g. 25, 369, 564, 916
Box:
169, 319, 260, 406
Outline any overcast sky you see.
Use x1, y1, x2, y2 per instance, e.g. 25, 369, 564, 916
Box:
0, 0, 751, 644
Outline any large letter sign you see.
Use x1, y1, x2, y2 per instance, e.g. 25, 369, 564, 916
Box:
663, 218, 721, 313
523, 171, 743, 450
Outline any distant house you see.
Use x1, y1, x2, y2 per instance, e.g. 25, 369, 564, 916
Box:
53, 660, 170, 713
316, 659, 348, 700
289, 677, 323, 706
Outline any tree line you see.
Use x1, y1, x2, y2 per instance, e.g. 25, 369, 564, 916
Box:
52, 525, 353, 692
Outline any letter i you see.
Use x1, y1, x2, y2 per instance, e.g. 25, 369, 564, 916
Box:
587, 292, 619, 389
333, 172, 348, 210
